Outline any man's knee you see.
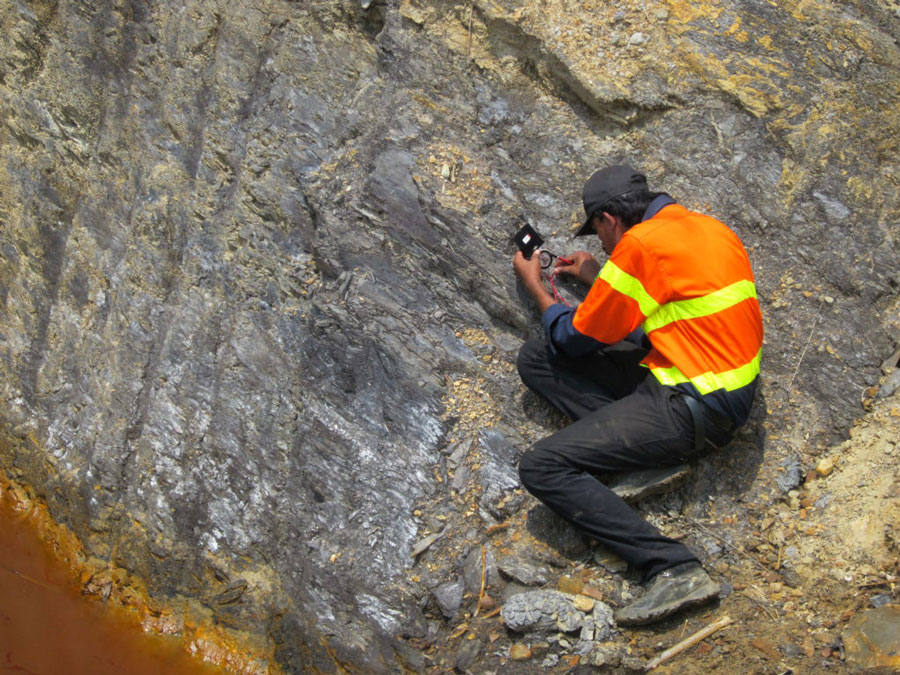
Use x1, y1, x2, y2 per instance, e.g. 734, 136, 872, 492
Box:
518, 443, 558, 494
517, 338, 548, 387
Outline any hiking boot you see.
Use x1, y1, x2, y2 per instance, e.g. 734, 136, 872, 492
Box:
614, 562, 720, 626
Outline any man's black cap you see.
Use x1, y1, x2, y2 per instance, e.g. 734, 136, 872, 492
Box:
575, 165, 648, 237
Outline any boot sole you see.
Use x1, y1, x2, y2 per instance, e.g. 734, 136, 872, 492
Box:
614, 579, 720, 626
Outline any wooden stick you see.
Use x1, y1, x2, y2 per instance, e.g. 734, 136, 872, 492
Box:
644, 615, 734, 672
484, 522, 510, 535
474, 545, 487, 617
787, 305, 820, 395
481, 606, 502, 619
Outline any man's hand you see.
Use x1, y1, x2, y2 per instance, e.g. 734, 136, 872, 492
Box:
513, 250, 544, 291
513, 250, 555, 313
554, 250, 600, 285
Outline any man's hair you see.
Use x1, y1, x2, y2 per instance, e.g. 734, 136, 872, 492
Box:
599, 189, 665, 228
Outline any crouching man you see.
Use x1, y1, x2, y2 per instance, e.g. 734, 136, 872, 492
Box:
512, 165, 763, 625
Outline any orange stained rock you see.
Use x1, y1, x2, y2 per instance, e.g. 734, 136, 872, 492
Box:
0, 474, 276, 675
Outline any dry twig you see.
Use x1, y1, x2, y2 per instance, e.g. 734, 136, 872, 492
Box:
474, 545, 487, 617
787, 305, 821, 395
644, 615, 734, 672
480, 606, 502, 619
747, 584, 780, 620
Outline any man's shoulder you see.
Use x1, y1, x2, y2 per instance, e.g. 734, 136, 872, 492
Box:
637, 204, 732, 239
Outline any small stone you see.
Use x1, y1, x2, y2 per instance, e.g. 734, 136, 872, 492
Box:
434, 578, 464, 619
509, 643, 532, 660
592, 546, 628, 573
573, 596, 595, 612
591, 601, 616, 642
628, 32, 648, 46
541, 654, 559, 668
777, 454, 804, 492
454, 636, 483, 671
557, 576, 583, 595
878, 370, 900, 398
477, 594, 496, 612
608, 464, 689, 503
529, 641, 551, 657
780, 565, 803, 588
589, 645, 623, 667
498, 557, 552, 586
579, 615, 595, 641
751, 637, 781, 661
816, 457, 835, 477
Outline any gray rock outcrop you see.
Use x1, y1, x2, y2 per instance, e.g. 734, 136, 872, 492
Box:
1, 0, 898, 672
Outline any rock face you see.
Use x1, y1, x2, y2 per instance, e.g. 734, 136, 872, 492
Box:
1, 0, 898, 672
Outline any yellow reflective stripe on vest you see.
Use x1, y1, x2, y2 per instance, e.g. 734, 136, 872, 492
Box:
599, 262, 660, 317
650, 348, 762, 393
642, 279, 758, 333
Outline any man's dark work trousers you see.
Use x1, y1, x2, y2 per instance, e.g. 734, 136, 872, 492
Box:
517, 337, 706, 582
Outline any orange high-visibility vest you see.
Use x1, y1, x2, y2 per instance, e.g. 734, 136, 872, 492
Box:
573, 204, 763, 421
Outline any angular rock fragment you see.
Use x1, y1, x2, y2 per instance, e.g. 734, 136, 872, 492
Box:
592, 601, 616, 642
592, 545, 628, 574
501, 590, 595, 633
450, 464, 470, 492
434, 578, 464, 619
454, 636, 482, 671
816, 457, 835, 477
497, 556, 552, 586
878, 370, 900, 398
609, 464, 690, 503
589, 643, 644, 669
509, 643, 532, 660
842, 605, 900, 670
777, 454, 804, 493
476, 431, 521, 518
412, 529, 445, 558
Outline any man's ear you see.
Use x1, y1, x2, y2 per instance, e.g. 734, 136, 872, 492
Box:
602, 212, 627, 231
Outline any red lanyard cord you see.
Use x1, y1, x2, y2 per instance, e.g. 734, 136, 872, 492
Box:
542, 255, 572, 307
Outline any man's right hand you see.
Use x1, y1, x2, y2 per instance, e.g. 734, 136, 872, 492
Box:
554, 250, 600, 285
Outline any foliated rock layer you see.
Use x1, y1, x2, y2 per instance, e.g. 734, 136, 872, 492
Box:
1, 0, 898, 671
